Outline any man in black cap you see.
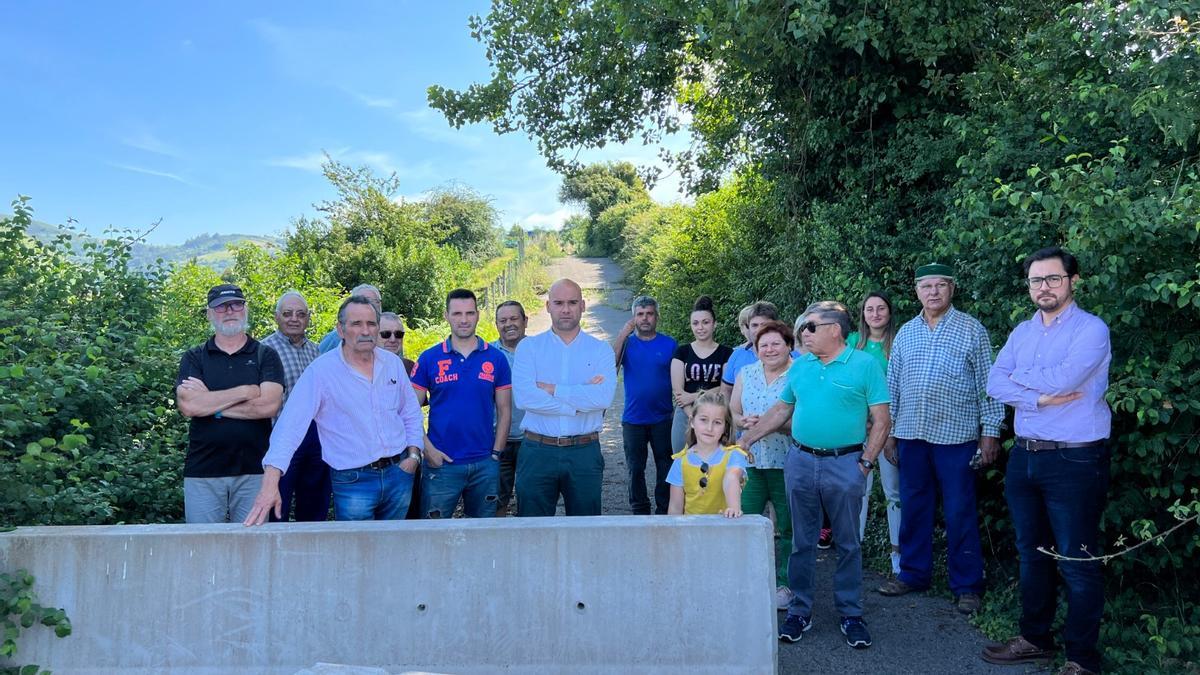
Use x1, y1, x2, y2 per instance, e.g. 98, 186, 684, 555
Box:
176, 284, 285, 523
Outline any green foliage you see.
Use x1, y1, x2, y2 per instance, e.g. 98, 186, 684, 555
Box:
0, 197, 186, 527
421, 184, 502, 264
0, 569, 70, 673
440, 0, 1200, 669
557, 162, 652, 256
281, 159, 471, 321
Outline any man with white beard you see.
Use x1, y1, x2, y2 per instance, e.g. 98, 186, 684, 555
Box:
176, 284, 284, 523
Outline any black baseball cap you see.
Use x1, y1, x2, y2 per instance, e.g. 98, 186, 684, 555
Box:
206, 284, 246, 308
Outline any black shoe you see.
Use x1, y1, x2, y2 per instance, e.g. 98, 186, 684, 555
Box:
840, 616, 872, 649
817, 527, 832, 550
779, 614, 813, 642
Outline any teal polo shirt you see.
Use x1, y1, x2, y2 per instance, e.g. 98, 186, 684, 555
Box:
779, 346, 889, 449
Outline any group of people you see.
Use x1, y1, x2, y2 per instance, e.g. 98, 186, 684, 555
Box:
175, 246, 1111, 675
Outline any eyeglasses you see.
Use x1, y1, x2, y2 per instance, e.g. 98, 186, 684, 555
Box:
1026, 275, 1067, 289
379, 331, 404, 339
917, 281, 951, 293
279, 310, 309, 319
698, 461, 710, 491
798, 321, 838, 334
213, 301, 245, 313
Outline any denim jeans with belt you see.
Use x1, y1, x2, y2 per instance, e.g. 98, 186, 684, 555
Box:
1006, 443, 1109, 673
330, 462, 414, 521
422, 457, 500, 518
784, 447, 867, 619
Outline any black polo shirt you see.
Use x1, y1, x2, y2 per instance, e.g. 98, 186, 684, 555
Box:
176, 336, 285, 478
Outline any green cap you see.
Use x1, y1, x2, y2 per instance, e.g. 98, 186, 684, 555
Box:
915, 263, 954, 280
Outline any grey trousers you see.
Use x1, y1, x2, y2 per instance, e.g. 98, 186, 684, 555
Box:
184, 475, 262, 523
785, 447, 868, 618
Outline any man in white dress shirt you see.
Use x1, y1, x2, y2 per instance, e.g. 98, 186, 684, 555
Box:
512, 278, 617, 516
243, 295, 425, 524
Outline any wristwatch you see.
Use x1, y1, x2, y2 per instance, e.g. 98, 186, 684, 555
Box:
405, 447, 422, 462
858, 457, 876, 470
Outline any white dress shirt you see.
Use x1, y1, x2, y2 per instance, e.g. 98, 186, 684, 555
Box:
263, 347, 424, 471
512, 328, 617, 437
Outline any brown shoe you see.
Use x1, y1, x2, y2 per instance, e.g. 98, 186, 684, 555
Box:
877, 578, 922, 596
1057, 662, 1097, 675
980, 636, 1057, 665
955, 593, 981, 614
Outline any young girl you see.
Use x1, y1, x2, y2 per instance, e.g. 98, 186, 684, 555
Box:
667, 390, 748, 517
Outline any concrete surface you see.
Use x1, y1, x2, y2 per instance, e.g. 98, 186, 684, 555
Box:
0, 517, 776, 674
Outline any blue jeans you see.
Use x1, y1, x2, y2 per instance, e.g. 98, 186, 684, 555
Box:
1006, 444, 1109, 673
621, 419, 673, 514
275, 422, 331, 522
784, 447, 867, 618
329, 463, 414, 521
897, 439, 985, 595
421, 457, 500, 518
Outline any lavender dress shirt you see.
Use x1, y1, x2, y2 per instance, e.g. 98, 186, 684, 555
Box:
987, 302, 1111, 443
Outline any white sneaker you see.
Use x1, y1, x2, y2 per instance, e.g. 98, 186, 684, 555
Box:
890, 551, 901, 576
776, 586, 795, 610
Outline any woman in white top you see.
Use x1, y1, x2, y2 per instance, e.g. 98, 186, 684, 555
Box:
730, 319, 795, 609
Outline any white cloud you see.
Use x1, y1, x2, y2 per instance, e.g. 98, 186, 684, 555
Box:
341, 87, 397, 109
108, 162, 194, 186
264, 148, 436, 182
399, 107, 483, 149
120, 131, 182, 158
520, 208, 577, 230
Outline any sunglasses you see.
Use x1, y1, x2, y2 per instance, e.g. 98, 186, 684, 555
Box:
798, 321, 838, 334
213, 301, 246, 313
698, 461, 710, 491
379, 331, 404, 339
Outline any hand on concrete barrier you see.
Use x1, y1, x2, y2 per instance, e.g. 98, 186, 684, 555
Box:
243, 469, 282, 526
722, 507, 743, 518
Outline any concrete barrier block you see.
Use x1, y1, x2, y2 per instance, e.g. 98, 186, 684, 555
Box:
0, 516, 777, 674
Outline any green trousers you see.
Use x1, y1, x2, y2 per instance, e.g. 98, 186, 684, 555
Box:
742, 467, 792, 587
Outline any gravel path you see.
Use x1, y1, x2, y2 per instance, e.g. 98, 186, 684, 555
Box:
526, 256, 1043, 675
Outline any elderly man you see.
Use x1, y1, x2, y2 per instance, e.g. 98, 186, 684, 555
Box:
613, 295, 676, 515
411, 289, 512, 519
740, 301, 889, 649
318, 283, 382, 354
491, 300, 528, 516
244, 295, 424, 524
260, 291, 329, 522
983, 247, 1112, 675
512, 278, 616, 517
176, 284, 284, 523
877, 263, 1003, 615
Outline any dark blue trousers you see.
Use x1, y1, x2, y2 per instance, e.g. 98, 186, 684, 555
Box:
276, 422, 331, 522
897, 438, 984, 595
1006, 444, 1109, 673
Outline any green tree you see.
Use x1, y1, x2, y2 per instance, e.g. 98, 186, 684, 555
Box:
281, 159, 469, 320
421, 184, 502, 264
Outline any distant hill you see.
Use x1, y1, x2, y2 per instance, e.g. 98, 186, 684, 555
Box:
19, 218, 281, 271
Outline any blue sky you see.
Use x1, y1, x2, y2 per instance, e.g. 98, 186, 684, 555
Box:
0, 1, 688, 244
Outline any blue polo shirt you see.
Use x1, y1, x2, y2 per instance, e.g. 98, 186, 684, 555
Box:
411, 337, 512, 463
621, 332, 676, 424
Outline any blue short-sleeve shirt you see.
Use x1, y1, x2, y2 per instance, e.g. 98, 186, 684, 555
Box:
621, 332, 677, 424
411, 337, 512, 463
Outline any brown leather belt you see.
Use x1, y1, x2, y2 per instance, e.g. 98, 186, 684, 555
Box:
362, 454, 405, 470
1014, 437, 1106, 452
524, 431, 600, 447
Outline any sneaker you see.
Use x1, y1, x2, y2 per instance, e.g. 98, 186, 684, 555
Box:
775, 585, 795, 610
840, 616, 872, 649
817, 528, 832, 550
955, 592, 982, 614
778, 614, 812, 642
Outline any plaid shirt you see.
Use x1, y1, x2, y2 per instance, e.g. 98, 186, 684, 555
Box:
261, 331, 319, 405
888, 307, 1004, 444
